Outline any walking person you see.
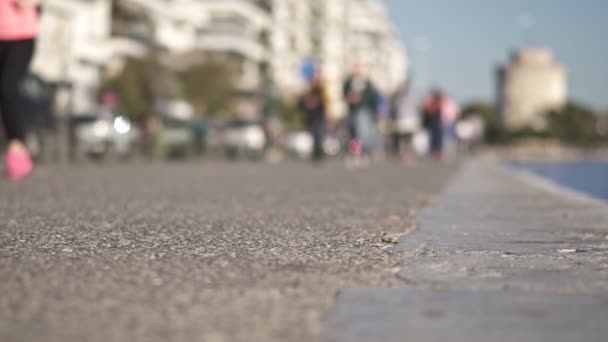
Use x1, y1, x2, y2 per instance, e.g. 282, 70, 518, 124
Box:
440, 94, 460, 158
390, 81, 420, 164
343, 63, 379, 168
298, 69, 328, 164
0, 0, 41, 180
422, 89, 445, 159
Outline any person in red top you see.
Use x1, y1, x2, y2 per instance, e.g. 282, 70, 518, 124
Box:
0, 0, 41, 180
423, 89, 446, 159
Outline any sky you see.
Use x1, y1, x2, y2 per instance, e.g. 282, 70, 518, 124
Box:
383, 0, 608, 109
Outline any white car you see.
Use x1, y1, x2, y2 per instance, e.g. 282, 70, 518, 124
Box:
284, 130, 342, 159
285, 131, 313, 159
73, 115, 138, 160
222, 120, 266, 160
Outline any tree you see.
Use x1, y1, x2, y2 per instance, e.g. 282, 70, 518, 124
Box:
547, 102, 607, 145
461, 101, 505, 143
270, 97, 303, 130
102, 53, 178, 120
178, 60, 236, 118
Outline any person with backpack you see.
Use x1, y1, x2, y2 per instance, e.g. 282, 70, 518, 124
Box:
343, 63, 379, 167
0, 0, 42, 180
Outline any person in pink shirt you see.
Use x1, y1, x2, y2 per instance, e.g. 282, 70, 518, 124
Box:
0, 0, 41, 181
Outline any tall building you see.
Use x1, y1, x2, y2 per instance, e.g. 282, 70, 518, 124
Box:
261, 0, 313, 98
309, 0, 407, 118
346, 0, 406, 94
116, 0, 270, 94
497, 48, 567, 130
32, 0, 407, 118
31, 0, 144, 114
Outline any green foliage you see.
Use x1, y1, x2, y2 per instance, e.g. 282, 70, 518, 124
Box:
461, 101, 505, 144
103, 53, 237, 120
459, 101, 607, 146
547, 102, 607, 145
102, 53, 177, 120
269, 98, 303, 130
102, 58, 147, 119
178, 61, 236, 118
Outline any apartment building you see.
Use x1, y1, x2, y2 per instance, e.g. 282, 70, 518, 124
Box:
309, 0, 407, 117
116, 0, 270, 94
347, 0, 406, 94
32, 0, 407, 118
31, 0, 145, 114
261, 0, 314, 98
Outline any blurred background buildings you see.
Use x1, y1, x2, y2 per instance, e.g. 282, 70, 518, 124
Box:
30, 0, 407, 120
497, 48, 567, 130
12, 0, 606, 163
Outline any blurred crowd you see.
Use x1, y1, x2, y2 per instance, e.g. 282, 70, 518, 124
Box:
295, 62, 484, 168
49, 62, 484, 167
0, 1, 485, 182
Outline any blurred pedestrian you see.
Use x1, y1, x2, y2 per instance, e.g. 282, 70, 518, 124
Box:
390, 81, 420, 163
298, 69, 328, 163
423, 89, 445, 159
343, 63, 379, 167
456, 114, 485, 154
0, 0, 41, 180
441, 94, 460, 158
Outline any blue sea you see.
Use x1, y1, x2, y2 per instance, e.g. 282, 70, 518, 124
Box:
511, 161, 608, 202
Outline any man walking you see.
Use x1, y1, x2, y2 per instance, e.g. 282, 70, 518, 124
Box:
343, 63, 379, 167
299, 69, 328, 164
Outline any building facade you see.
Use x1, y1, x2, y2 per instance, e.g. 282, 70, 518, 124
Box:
263, 0, 314, 98
312, 0, 407, 118
497, 48, 567, 130
116, 0, 270, 94
346, 0, 406, 94
32, 0, 145, 114
32, 0, 407, 118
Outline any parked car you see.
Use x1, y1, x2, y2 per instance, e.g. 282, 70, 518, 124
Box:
222, 119, 266, 160
284, 131, 313, 159
153, 116, 203, 160
284, 130, 342, 159
151, 99, 210, 160
72, 112, 139, 161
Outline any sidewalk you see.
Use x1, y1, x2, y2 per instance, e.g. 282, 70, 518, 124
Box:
324, 159, 608, 342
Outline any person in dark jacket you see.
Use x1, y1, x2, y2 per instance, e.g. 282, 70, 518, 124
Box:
343, 63, 379, 159
423, 89, 445, 158
299, 69, 328, 163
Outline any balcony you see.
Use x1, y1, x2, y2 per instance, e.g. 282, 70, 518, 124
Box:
196, 33, 268, 61
195, 1, 271, 61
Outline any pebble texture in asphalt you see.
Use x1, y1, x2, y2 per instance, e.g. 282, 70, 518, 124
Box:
324, 160, 608, 342
0, 161, 457, 342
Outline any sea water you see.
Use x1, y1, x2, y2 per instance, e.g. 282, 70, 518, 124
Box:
512, 161, 608, 202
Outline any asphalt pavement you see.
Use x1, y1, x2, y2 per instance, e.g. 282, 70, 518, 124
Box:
0, 160, 457, 342
324, 160, 608, 342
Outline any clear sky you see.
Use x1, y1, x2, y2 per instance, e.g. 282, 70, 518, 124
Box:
383, 0, 608, 109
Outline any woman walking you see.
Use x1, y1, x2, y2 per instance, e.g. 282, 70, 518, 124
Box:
0, 0, 41, 180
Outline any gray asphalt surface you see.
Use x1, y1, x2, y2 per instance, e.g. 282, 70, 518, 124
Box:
0, 160, 457, 342
324, 160, 608, 342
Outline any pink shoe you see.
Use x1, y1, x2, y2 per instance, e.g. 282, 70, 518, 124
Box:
5, 149, 33, 181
